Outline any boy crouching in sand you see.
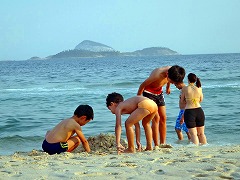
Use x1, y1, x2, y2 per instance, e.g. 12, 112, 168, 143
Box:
106, 92, 158, 154
42, 105, 94, 155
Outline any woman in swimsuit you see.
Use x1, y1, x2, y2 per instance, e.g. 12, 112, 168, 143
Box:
181, 73, 207, 145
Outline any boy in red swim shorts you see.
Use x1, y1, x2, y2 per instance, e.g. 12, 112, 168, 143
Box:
137, 65, 185, 146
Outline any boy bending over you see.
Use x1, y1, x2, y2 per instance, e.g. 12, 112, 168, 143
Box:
106, 92, 158, 154
42, 105, 94, 155
137, 65, 185, 146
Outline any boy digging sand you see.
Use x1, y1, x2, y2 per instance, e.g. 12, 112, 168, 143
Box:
106, 92, 158, 154
42, 105, 94, 155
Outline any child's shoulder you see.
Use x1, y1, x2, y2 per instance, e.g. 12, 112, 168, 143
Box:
155, 66, 171, 71
182, 85, 188, 91
151, 66, 170, 75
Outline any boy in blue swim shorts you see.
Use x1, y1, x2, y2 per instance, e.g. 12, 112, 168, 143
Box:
42, 104, 94, 155
174, 82, 191, 141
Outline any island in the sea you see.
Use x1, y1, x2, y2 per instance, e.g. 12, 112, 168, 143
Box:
30, 40, 179, 59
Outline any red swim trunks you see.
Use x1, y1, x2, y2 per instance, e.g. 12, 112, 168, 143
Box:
144, 86, 163, 95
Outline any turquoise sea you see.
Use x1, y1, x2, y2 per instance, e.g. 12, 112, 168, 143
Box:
0, 54, 240, 155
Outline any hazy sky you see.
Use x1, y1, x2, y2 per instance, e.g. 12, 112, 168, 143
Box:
1, 0, 240, 60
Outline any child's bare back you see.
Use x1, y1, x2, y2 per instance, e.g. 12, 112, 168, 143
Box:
117, 96, 156, 114
106, 92, 158, 153
42, 105, 94, 155
45, 118, 80, 143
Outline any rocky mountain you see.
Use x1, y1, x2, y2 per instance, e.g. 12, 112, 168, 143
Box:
75, 40, 116, 52
35, 40, 179, 59
123, 47, 178, 56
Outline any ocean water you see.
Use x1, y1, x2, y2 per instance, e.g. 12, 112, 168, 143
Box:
0, 54, 240, 155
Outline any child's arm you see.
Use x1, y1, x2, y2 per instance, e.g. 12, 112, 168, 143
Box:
115, 113, 122, 147
115, 109, 125, 153
75, 129, 91, 153
199, 88, 203, 102
166, 82, 171, 95
137, 78, 151, 95
180, 114, 184, 125
180, 88, 186, 104
134, 123, 141, 151
137, 71, 159, 95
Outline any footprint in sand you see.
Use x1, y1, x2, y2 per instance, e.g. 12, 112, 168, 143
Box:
105, 162, 137, 168
151, 169, 165, 175
204, 166, 217, 171
195, 173, 209, 178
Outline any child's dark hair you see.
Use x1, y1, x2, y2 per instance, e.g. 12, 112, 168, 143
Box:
188, 73, 201, 88
168, 65, 185, 83
74, 105, 94, 120
106, 92, 124, 107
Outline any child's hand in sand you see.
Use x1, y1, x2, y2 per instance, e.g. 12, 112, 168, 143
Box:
116, 144, 125, 154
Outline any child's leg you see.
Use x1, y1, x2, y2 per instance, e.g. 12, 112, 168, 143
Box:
175, 128, 183, 140
175, 110, 185, 141
152, 113, 160, 146
197, 126, 207, 145
67, 136, 81, 152
142, 112, 156, 151
182, 122, 191, 140
134, 122, 142, 151
158, 106, 167, 144
188, 128, 199, 145
186, 132, 191, 140
125, 108, 150, 153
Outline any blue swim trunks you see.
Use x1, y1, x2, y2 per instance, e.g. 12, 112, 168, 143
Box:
175, 109, 189, 133
42, 139, 68, 155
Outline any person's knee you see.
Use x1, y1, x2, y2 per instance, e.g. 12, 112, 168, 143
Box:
152, 118, 159, 124
159, 118, 166, 126
197, 132, 205, 137
159, 114, 167, 123
175, 128, 181, 133
125, 120, 134, 128
75, 137, 81, 145
142, 119, 151, 127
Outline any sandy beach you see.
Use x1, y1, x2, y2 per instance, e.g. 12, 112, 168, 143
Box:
0, 134, 239, 180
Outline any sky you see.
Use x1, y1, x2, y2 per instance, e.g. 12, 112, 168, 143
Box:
0, 0, 240, 60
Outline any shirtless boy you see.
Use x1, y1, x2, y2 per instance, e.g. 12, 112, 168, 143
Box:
106, 92, 158, 153
42, 105, 94, 155
137, 65, 185, 146
174, 82, 191, 141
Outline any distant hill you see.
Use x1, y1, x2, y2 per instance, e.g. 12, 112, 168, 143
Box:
75, 40, 116, 52
123, 47, 178, 56
51, 49, 120, 58
33, 40, 179, 59
28, 56, 42, 60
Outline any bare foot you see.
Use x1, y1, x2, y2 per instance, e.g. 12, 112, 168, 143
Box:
116, 145, 125, 155
136, 143, 142, 152
159, 144, 173, 148
124, 148, 135, 153
144, 147, 153, 151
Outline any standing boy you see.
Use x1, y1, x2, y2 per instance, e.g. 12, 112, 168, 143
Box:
174, 82, 191, 141
137, 65, 185, 146
42, 105, 94, 155
106, 92, 158, 153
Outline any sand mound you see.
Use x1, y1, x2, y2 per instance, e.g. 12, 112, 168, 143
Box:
74, 133, 127, 154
